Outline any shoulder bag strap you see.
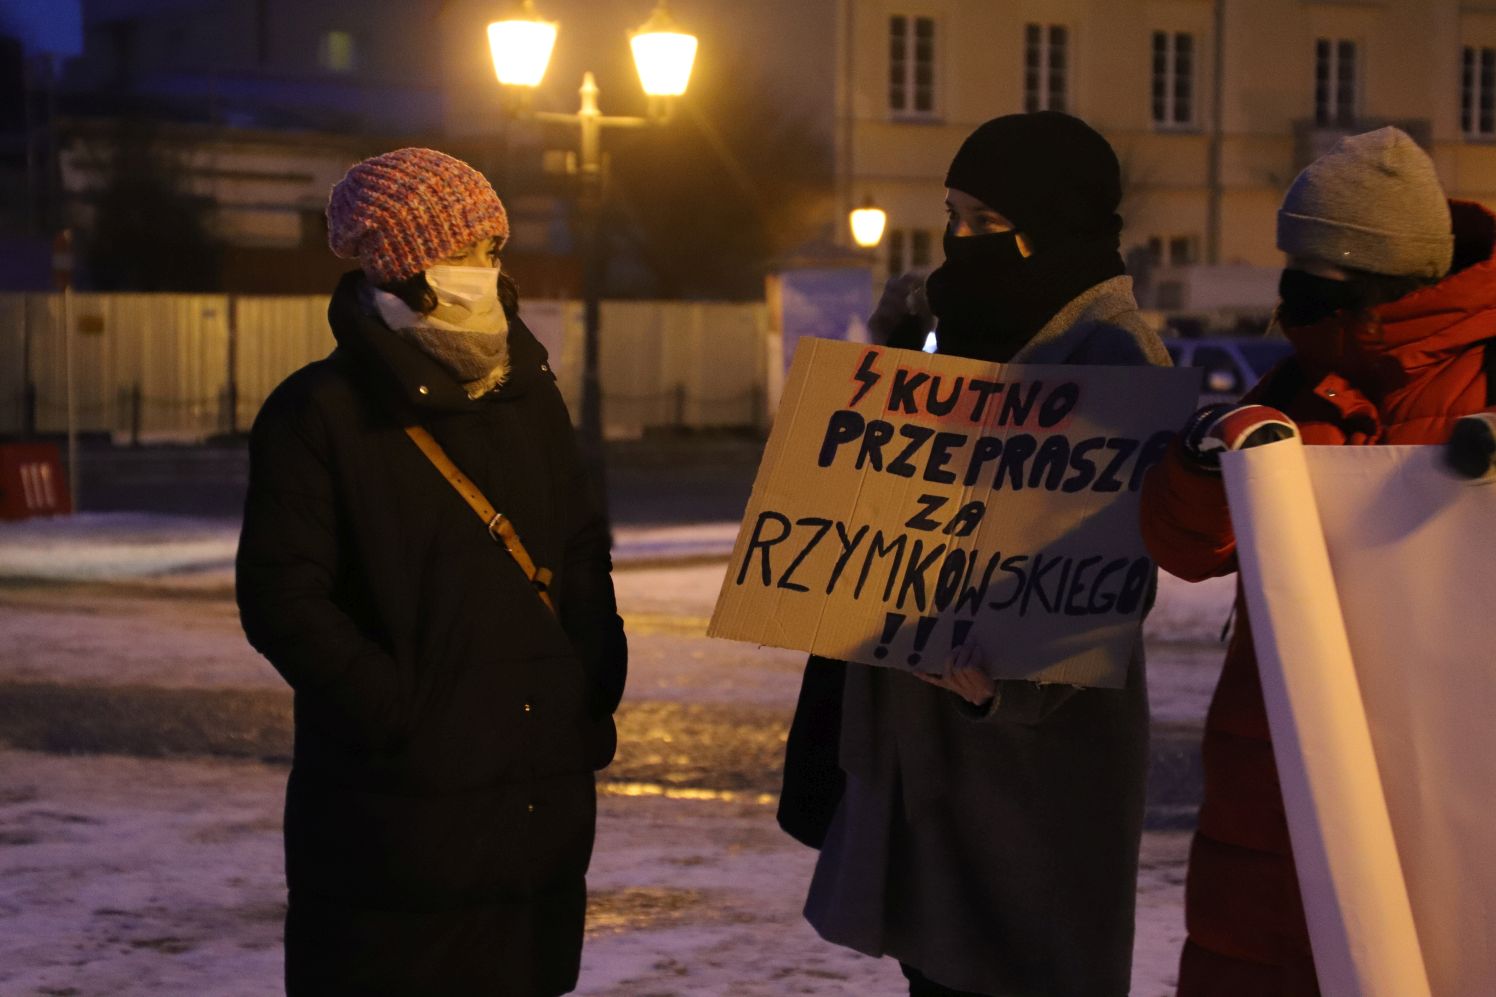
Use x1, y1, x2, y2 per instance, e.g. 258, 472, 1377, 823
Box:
403, 425, 556, 616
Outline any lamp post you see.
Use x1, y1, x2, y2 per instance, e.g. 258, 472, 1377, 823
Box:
488, 1, 698, 498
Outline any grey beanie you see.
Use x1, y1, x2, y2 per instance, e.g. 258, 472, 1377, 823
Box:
1277, 126, 1453, 279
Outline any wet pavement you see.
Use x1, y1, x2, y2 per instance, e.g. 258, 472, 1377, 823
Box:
0, 570, 1212, 830
72, 436, 765, 525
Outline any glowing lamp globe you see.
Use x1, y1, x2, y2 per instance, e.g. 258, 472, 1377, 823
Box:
487, 2, 558, 88
850, 199, 888, 249
630, 3, 698, 97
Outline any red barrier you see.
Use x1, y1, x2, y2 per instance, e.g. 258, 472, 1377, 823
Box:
0, 443, 72, 520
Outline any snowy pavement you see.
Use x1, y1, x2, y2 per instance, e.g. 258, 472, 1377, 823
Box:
0, 512, 1234, 994
0, 752, 1191, 996
0, 513, 745, 583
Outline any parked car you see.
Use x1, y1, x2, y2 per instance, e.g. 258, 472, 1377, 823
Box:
1163, 336, 1295, 403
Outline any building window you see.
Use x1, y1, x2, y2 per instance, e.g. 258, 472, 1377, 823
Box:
889, 15, 937, 115
1025, 24, 1069, 113
887, 228, 936, 274
887, 229, 905, 274
1152, 31, 1195, 127
1168, 235, 1199, 266
1463, 46, 1496, 137
319, 30, 357, 73
1145, 235, 1199, 267
1314, 38, 1357, 127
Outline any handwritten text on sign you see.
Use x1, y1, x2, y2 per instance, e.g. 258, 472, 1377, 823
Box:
708, 338, 1199, 688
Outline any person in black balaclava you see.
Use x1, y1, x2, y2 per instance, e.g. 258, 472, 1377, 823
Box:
795, 112, 1171, 997
924, 111, 1130, 362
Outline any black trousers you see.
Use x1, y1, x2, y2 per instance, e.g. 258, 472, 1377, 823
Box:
901, 962, 988, 997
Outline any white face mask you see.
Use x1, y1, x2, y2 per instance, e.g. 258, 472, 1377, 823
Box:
424, 264, 504, 328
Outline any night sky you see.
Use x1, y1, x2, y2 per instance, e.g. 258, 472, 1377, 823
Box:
0, 0, 83, 57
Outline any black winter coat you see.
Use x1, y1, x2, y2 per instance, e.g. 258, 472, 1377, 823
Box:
236, 272, 627, 996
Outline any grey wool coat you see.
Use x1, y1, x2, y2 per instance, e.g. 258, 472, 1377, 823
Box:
804, 276, 1171, 997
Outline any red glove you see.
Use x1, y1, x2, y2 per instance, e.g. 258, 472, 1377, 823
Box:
1181, 403, 1299, 471
1445, 412, 1496, 480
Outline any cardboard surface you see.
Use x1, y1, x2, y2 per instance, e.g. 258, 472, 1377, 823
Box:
708, 339, 1199, 688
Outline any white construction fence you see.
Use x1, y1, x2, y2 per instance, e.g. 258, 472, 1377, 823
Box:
0, 293, 770, 442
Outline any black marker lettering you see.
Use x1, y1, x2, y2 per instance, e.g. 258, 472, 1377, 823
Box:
1037, 381, 1081, 427
887, 424, 934, 478
826, 521, 870, 594
926, 375, 964, 416
817, 410, 863, 468
924, 431, 968, 484
993, 433, 1037, 490
1094, 438, 1139, 493
1028, 435, 1071, 491
777, 517, 832, 592
857, 419, 895, 470
905, 494, 947, 532
888, 368, 930, 414
737, 511, 791, 586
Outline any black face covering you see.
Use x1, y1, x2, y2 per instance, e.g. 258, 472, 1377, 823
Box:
924, 230, 1032, 361
1277, 269, 1363, 328
925, 228, 1126, 363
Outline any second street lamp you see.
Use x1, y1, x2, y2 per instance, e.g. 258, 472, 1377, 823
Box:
849, 195, 888, 250
488, 1, 698, 502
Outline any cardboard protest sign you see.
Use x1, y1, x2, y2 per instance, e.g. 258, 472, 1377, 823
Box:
709, 338, 1199, 688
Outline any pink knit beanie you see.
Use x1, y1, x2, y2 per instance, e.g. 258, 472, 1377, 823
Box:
326, 148, 510, 283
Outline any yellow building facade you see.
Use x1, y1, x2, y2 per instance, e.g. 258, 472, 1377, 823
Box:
838, 0, 1496, 277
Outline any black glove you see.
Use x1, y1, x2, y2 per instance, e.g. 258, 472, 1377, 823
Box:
1445, 413, 1496, 480
1181, 403, 1299, 472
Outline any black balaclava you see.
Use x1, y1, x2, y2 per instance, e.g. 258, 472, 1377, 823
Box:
925, 111, 1127, 362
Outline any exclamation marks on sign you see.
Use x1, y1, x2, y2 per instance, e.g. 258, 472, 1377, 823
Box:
951, 619, 974, 649
874, 613, 949, 666
908, 616, 938, 667
873, 612, 904, 660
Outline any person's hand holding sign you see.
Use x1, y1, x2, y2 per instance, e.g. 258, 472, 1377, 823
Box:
916, 642, 996, 707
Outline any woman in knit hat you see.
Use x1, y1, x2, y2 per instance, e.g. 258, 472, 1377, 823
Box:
1141, 127, 1496, 995
798, 112, 1170, 997
236, 147, 626, 996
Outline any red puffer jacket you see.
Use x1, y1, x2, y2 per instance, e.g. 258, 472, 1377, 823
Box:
1141, 200, 1496, 996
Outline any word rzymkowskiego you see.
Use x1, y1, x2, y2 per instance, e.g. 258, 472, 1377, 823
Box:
735, 506, 1153, 620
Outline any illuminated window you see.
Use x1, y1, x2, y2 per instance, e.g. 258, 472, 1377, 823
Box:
1314, 38, 1357, 127
1152, 31, 1195, 127
1025, 24, 1068, 113
1462, 46, 1496, 137
889, 15, 937, 116
319, 30, 357, 73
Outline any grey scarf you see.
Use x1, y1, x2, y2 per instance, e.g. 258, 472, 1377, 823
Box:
369, 287, 511, 399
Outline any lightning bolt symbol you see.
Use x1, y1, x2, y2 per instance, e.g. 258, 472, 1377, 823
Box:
849, 349, 882, 407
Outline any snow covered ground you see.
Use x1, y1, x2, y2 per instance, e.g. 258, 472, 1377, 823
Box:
0, 512, 1230, 994
0, 511, 1235, 643
0, 752, 1190, 996
0, 513, 744, 582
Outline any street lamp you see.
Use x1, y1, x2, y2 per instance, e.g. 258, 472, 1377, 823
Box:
488, 1, 698, 499
849, 195, 888, 249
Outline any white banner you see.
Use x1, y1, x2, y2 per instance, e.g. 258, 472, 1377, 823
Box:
1223, 440, 1496, 997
